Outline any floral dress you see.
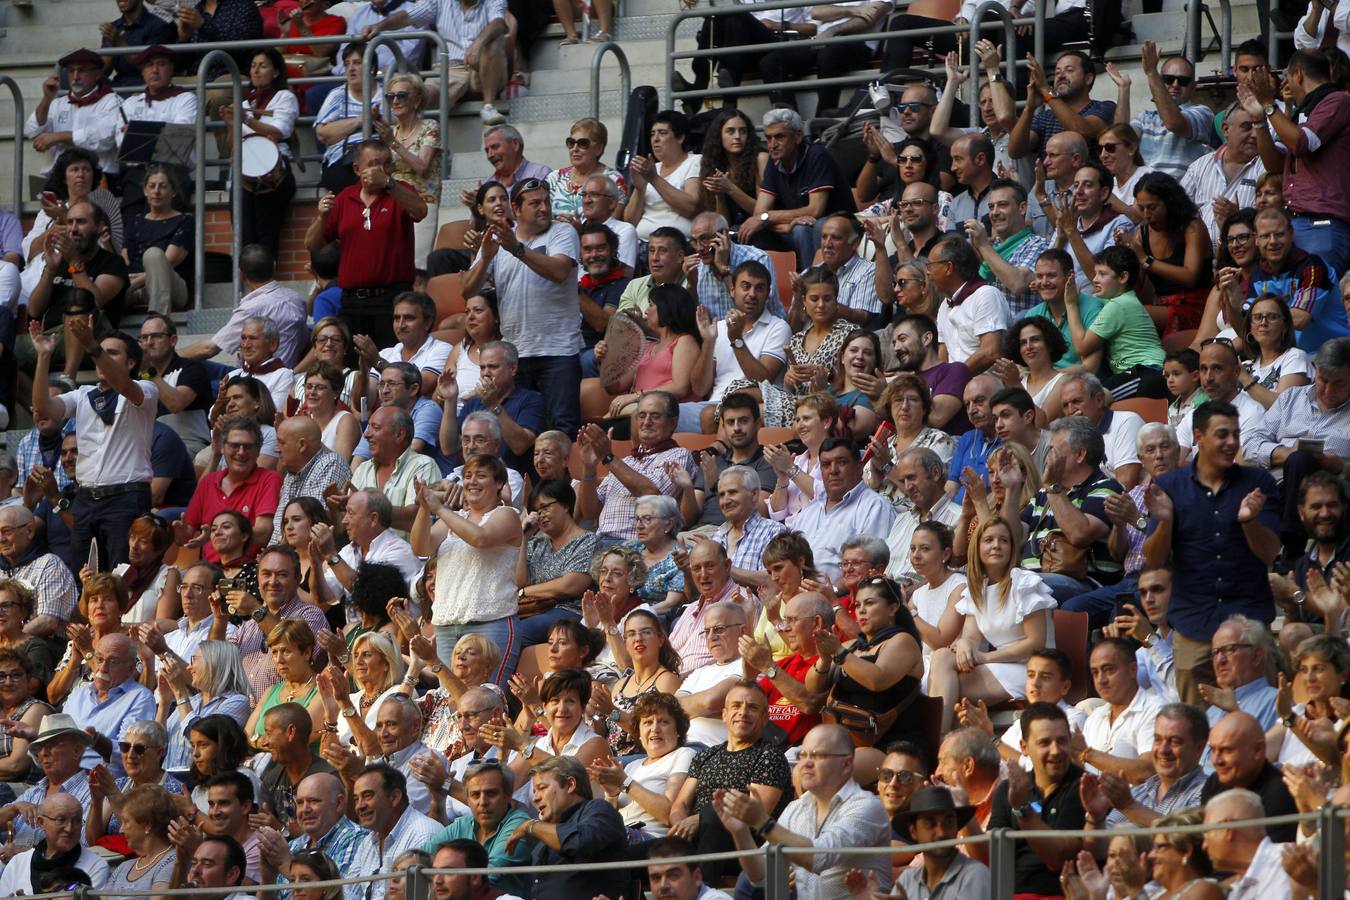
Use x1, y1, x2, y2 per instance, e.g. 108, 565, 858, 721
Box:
751, 318, 857, 427
546, 165, 628, 219
392, 119, 443, 204
621, 540, 684, 606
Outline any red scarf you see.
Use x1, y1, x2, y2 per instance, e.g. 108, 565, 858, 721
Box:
248, 85, 279, 112
580, 268, 628, 290
68, 80, 113, 108
145, 85, 187, 105
948, 279, 991, 307
120, 560, 160, 604
242, 357, 287, 376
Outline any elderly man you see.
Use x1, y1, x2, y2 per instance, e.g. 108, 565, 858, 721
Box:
893, 314, 972, 433
449, 125, 551, 210
441, 412, 525, 509
441, 340, 544, 478
1145, 401, 1281, 706
63, 632, 156, 776
929, 235, 1012, 373
371, 697, 445, 818
260, 772, 364, 900
0, 505, 78, 636
0, 714, 93, 847
686, 211, 782, 320
1089, 702, 1208, 828
792, 213, 888, 328
268, 417, 351, 545
669, 680, 792, 885
1202, 788, 1293, 899
738, 109, 854, 268
1073, 637, 1164, 783
1200, 712, 1297, 841
576, 391, 693, 543
349, 407, 442, 535
966, 180, 1052, 315
793, 437, 896, 586
707, 467, 784, 587
114, 44, 196, 216
1001, 416, 1122, 603
1010, 51, 1116, 158
0, 792, 110, 894
1117, 43, 1216, 177
364, 0, 509, 125
214, 316, 297, 413
25, 48, 122, 175
741, 591, 832, 743
676, 601, 752, 745
668, 541, 757, 673
463, 178, 581, 436
216, 545, 333, 697
879, 447, 962, 580
1201, 615, 1279, 728
580, 175, 638, 268
1176, 340, 1265, 458
892, 787, 991, 896
1041, 131, 1089, 201
257, 703, 335, 828
1181, 106, 1264, 244
420, 761, 532, 897
178, 417, 282, 562
354, 361, 447, 471
181, 248, 307, 369
315, 490, 421, 604
1244, 207, 1346, 352
1059, 373, 1146, 487
933, 726, 1004, 848
617, 228, 689, 318
945, 373, 1003, 502
348, 764, 442, 900
717, 723, 892, 899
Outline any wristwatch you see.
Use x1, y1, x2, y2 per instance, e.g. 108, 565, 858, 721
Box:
606, 623, 621, 636
621, 776, 635, 792
522, 744, 536, 760
832, 648, 849, 665
1046, 483, 1064, 494
342, 706, 358, 718
87, 343, 103, 359
250, 607, 268, 623
490, 405, 504, 416
764, 665, 779, 680
328, 554, 343, 568
1282, 713, 1297, 728
1291, 590, 1306, 605
56, 497, 71, 512
1144, 254, 1155, 269
510, 241, 526, 259
431, 663, 445, 674
732, 338, 746, 350
759, 212, 770, 223
1263, 103, 1277, 118
601, 453, 615, 465
1134, 514, 1148, 530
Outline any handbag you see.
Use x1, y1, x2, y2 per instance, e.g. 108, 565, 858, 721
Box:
1026, 492, 1090, 580
821, 701, 899, 748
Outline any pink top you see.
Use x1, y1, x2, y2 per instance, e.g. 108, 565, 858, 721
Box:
634, 336, 698, 401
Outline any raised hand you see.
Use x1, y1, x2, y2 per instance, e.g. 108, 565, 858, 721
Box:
954, 697, 993, 735
1104, 62, 1130, 89
1237, 487, 1265, 523
27, 319, 59, 358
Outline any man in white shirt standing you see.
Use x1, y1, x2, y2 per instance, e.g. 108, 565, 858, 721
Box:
928, 235, 1011, 374
30, 317, 156, 572
25, 48, 123, 176
1202, 788, 1292, 900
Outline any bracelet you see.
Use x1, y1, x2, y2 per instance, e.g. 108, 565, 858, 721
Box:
68, 262, 85, 273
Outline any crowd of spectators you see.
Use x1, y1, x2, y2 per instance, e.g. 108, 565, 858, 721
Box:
6, 2, 1350, 900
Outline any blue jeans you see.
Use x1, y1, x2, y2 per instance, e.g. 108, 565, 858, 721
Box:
1036, 572, 1097, 605
580, 346, 600, 379
517, 354, 582, 438
435, 617, 521, 689
1292, 214, 1350, 283
517, 605, 582, 647
1063, 575, 1139, 630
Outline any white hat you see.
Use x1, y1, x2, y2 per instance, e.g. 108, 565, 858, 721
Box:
29, 713, 94, 749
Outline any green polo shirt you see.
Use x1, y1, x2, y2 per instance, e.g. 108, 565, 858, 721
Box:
1024, 294, 1104, 369
421, 806, 533, 897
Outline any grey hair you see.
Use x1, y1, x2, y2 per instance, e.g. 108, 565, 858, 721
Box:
1048, 415, 1106, 468
195, 640, 254, 700
1220, 613, 1278, 679
940, 726, 1002, 776
1205, 787, 1265, 822
463, 410, 504, 443
466, 759, 516, 793
1063, 371, 1109, 401
693, 211, 729, 232
839, 535, 890, 567
1312, 335, 1350, 372
388, 409, 416, 443
536, 430, 573, 455
124, 719, 168, 748
480, 340, 519, 366
485, 123, 523, 147
897, 446, 945, 478
762, 108, 804, 133
461, 684, 506, 712
242, 315, 280, 344
584, 174, 621, 199
356, 488, 393, 529
1055, 130, 1089, 161
718, 464, 761, 494
705, 600, 748, 626
1136, 421, 1177, 450
635, 494, 681, 538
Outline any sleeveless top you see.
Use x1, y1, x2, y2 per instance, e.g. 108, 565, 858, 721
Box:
454, 342, 484, 412
320, 409, 355, 454
634, 337, 698, 402
253, 680, 321, 753
831, 624, 923, 746
1139, 223, 1211, 294
431, 506, 519, 626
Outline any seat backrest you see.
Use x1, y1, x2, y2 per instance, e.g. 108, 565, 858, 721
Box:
426, 273, 466, 324
1054, 608, 1092, 705
434, 219, 473, 251
1162, 328, 1198, 353
765, 250, 798, 313
1110, 396, 1167, 425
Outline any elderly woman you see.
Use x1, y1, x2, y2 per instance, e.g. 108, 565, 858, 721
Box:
292, 316, 360, 409
87, 720, 184, 848
517, 479, 599, 647
410, 632, 502, 754
624, 110, 703, 241
622, 497, 685, 611
0, 649, 53, 786
116, 514, 180, 624
300, 361, 359, 463
413, 454, 523, 687
0, 580, 56, 686
591, 692, 696, 836
321, 631, 409, 754
533, 430, 574, 484
102, 784, 179, 899
863, 374, 957, 504
375, 71, 442, 262
154, 639, 251, 771
548, 118, 628, 220
1268, 633, 1350, 768
1145, 809, 1221, 899
50, 572, 134, 706
245, 620, 324, 749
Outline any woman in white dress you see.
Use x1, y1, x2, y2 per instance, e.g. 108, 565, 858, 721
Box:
1003, 316, 1069, 421
906, 522, 966, 691
1236, 294, 1313, 410
1266, 634, 1350, 769
302, 360, 359, 464
929, 516, 1055, 733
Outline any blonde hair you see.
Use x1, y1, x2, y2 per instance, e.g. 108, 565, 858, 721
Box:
453, 633, 502, 680
570, 117, 608, 147
352, 630, 407, 690
965, 517, 1015, 611
386, 72, 426, 110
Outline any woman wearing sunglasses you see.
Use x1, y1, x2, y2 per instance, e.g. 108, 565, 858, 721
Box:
1096, 124, 1153, 222
86, 720, 184, 849
547, 118, 627, 221
375, 72, 442, 264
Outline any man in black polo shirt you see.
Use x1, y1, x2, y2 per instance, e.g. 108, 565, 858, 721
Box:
737, 108, 853, 268
987, 702, 1087, 897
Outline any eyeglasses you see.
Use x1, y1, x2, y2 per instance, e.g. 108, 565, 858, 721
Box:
511, 178, 547, 201
1212, 642, 1254, 658
180, 582, 212, 595
138, 332, 171, 342
798, 750, 850, 762
624, 627, 659, 640
634, 515, 657, 526
459, 707, 495, 721
1224, 232, 1254, 244
876, 768, 919, 784
581, 190, 611, 199
315, 334, 345, 346
565, 137, 593, 149
92, 653, 126, 666
39, 814, 79, 827
897, 199, 932, 209
225, 441, 258, 452
699, 623, 740, 638
1200, 336, 1235, 348
894, 277, 921, 289
0, 524, 29, 538
1249, 312, 1282, 324
1161, 74, 1194, 86
0, 671, 26, 682
384, 90, 412, 103
775, 614, 814, 632
1098, 142, 1121, 153
896, 101, 933, 112
118, 741, 155, 756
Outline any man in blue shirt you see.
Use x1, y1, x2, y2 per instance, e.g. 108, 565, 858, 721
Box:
442, 340, 545, 478
1144, 400, 1281, 707
946, 373, 1003, 503
63, 632, 157, 777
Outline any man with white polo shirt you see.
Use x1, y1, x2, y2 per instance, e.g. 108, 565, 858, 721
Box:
1073, 637, 1164, 783
360, 292, 454, 400
928, 235, 1011, 374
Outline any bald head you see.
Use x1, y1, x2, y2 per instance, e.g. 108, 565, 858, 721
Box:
298, 771, 344, 801
810, 723, 855, 755
279, 415, 321, 444
1212, 710, 1263, 745
42, 792, 81, 820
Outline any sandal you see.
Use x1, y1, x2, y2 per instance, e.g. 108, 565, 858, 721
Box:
558, 35, 580, 46
588, 31, 613, 43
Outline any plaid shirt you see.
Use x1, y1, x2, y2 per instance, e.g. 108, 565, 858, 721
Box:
991, 229, 1052, 315
0, 551, 79, 621
712, 513, 786, 573
1105, 765, 1206, 828
696, 241, 785, 319
1180, 146, 1264, 243
15, 426, 75, 492
350, 805, 443, 900
269, 448, 353, 544
1248, 384, 1350, 469
595, 446, 694, 540
831, 253, 882, 315
286, 817, 368, 900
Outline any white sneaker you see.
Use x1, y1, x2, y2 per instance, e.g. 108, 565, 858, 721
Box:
480, 103, 507, 125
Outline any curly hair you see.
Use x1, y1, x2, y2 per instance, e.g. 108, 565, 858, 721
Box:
1134, 172, 1199, 245
699, 109, 762, 212
633, 691, 691, 744
1003, 316, 1069, 367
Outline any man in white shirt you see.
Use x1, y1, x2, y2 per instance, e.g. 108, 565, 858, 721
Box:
1202, 789, 1292, 900
25, 48, 123, 176
219, 317, 297, 415
793, 437, 897, 585
316, 489, 423, 604
879, 446, 962, 579
1175, 340, 1266, 459
1181, 106, 1265, 244
929, 235, 1011, 374
364, 292, 454, 400
345, 764, 443, 900
677, 602, 750, 747
1061, 372, 1145, 488
1074, 637, 1164, 782
182, 247, 308, 369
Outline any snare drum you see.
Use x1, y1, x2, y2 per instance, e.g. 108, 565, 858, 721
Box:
240, 134, 287, 193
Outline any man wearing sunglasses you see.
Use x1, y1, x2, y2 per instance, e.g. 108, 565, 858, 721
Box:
1110, 41, 1216, 181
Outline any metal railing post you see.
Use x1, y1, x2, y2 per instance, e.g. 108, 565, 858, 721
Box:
193, 49, 243, 307
762, 844, 789, 900
1186, 1, 1202, 62
361, 31, 452, 185
0, 76, 24, 218
407, 864, 431, 900
1219, 0, 1233, 72
969, 3, 1017, 111
988, 828, 1015, 900
1034, 0, 1047, 72
591, 42, 631, 120
1318, 805, 1346, 900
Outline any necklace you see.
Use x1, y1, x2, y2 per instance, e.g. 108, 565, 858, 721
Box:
130, 843, 173, 874
281, 677, 316, 703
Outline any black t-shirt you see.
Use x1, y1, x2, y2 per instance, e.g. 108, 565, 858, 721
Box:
988, 766, 1086, 896
689, 739, 793, 814
157, 354, 214, 415
1199, 762, 1298, 842
151, 421, 199, 508
125, 212, 194, 281
760, 142, 855, 217
44, 248, 129, 328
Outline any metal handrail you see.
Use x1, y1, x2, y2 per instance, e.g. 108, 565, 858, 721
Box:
192, 50, 243, 306
1187, 0, 1203, 61
968, 2, 1020, 110
664, 0, 1045, 109
1219, 0, 1234, 73
0, 76, 24, 218
591, 41, 632, 120
361, 30, 452, 185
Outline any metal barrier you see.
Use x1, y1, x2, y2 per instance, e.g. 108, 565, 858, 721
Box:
0, 76, 23, 220
360, 30, 453, 186
967, 2, 1020, 111
664, 0, 1046, 111
192, 50, 243, 303
591, 41, 632, 120
15, 805, 1345, 900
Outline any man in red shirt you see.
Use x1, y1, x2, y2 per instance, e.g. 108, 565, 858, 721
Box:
740, 591, 832, 744
305, 138, 427, 349
176, 416, 283, 562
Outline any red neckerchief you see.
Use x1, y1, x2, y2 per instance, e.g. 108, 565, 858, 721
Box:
948, 279, 990, 307
68, 80, 113, 108
630, 438, 679, 460
580, 267, 627, 290
145, 84, 187, 105
242, 357, 287, 376
248, 85, 279, 111
1077, 208, 1118, 237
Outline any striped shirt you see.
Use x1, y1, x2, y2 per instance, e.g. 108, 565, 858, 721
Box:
288, 817, 369, 900
350, 805, 443, 900
713, 513, 787, 573
1131, 104, 1216, 179
696, 242, 785, 320
1104, 765, 1206, 828
1180, 147, 1264, 243
404, 0, 507, 59
595, 446, 694, 541
1247, 384, 1350, 469
1018, 472, 1124, 584
0, 551, 79, 622
826, 253, 882, 315
991, 230, 1052, 315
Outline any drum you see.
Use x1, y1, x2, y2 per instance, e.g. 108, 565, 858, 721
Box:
240, 134, 287, 193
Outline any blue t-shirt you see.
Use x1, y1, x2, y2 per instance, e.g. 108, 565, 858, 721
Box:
947, 429, 1002, 504
312, 284, 343, 321
458, 386, 547, 477
152, 421, 199, 508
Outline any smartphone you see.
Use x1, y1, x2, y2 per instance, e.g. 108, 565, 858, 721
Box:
41, 190, 59, 206
1111, 591, 1137, 623
1297, 438, 1325, 456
